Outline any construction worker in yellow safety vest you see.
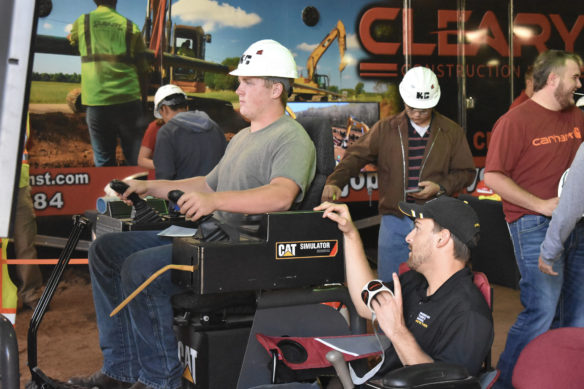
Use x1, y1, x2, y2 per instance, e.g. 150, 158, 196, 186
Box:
69, 0, 149, 167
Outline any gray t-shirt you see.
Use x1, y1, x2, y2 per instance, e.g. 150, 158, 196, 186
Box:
206, 114, 316, 220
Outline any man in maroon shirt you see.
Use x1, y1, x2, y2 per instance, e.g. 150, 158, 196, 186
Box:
485, 50, 584, 389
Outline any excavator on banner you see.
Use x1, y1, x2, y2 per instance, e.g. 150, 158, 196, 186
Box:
292, 20, 347, 101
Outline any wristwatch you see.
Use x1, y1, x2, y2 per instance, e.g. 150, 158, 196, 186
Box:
436, 184, 446, 197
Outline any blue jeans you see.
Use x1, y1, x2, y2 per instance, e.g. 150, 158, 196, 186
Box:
377, 215, 413, 281
495, 216, 584, 388
85, 100, 144, 166
88, 231, 184, 389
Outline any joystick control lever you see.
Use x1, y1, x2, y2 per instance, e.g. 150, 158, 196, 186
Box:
167, 189, 215, 227
167, 190, 184, 215
168, 190, 185, 204
109, 179, 163, 225
326, 350, 354, 389
110, 179, 144, 206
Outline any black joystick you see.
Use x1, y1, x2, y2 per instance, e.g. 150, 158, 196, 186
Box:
109, 179, 163, 225
167, 189, 216, 229
168, 190, 185, 204
167, 190, 184, 216
110, 179, 143, 205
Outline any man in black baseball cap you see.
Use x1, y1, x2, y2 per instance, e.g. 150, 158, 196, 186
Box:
398, 196, 480, 270
316, 197, 492, 377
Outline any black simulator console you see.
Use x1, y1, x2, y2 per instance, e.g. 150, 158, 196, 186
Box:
172, 211, 345, 294
171, 211, 348, 389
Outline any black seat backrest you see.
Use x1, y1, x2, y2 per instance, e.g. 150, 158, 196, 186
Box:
458, 194, 519, 289
295, 115, 335, 210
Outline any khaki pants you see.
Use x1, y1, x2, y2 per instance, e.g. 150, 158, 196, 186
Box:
14, 186, 43, 304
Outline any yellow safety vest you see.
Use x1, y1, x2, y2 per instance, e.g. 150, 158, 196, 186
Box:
70, 6, 143, 106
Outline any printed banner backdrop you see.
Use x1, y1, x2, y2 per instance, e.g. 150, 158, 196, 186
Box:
30, 0, 584, 217
29, 166, 146, 216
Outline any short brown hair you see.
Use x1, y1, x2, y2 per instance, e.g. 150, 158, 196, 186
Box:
94, 0, 117, 7
532, 50, 583, 92
432, 222, 477, 263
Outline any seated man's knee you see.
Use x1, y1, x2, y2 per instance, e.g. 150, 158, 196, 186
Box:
121, 245, 173, 292
88, 233, 124, 269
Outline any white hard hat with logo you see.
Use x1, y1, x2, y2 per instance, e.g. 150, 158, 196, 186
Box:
399, 67, 441, 109
229, 39, 298, 78
154, 84, 187, 118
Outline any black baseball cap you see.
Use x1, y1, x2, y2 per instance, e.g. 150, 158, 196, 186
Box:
398, 196, 480, 248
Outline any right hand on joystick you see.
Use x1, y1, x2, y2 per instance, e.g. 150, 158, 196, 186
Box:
167, 189, 214, 224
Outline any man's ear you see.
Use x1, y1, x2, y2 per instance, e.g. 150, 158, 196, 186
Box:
436, 229, 450, 248
159, 105, 167, 117
271, 82, 284, 100
547, 71, 560, 88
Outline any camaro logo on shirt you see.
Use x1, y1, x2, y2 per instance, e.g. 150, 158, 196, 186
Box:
532, 127, 581, 146
416, 312, 431, 328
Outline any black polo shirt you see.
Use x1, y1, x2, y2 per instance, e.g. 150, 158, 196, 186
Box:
378, 267, 493, 376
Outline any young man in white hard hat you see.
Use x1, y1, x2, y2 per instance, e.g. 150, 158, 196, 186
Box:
485, 50, 584, 389
322, 67, 475, 280
316, 197, 492, 377
149, 84, 226, 180
137, 84, 226, 177
69, 40, 316, 389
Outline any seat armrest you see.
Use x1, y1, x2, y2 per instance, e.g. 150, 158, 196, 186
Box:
380, 362, 480, 388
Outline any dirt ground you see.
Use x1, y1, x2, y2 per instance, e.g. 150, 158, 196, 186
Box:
27, 104, 239, 169
28, 105, 122, 169
14, 268, 102, 387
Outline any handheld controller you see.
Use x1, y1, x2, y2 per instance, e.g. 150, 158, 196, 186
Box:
360, 279, 394, 312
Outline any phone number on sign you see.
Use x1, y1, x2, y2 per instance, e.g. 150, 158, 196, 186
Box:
32, 192, 65, 210
29, 172, 90, 211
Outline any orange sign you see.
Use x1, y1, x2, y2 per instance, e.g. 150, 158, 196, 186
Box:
29, 166, 146, 216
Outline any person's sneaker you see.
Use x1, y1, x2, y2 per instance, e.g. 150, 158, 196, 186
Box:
67, 371, 132, 389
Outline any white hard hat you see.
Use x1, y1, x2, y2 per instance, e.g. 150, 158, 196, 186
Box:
229, 39, 298, 78
399, 67, 441, 109
154, 84, 187, 118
